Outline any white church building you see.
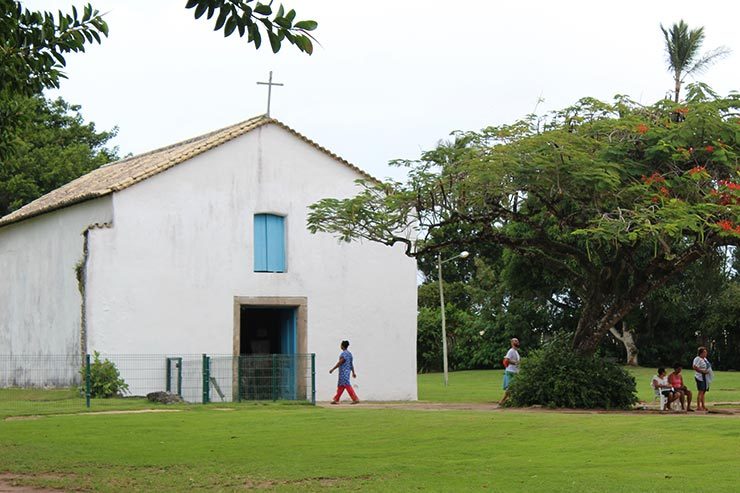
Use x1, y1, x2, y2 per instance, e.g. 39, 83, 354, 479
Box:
0, 116, 418, 402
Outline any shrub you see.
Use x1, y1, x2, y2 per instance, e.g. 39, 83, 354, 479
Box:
80, 352, 129, 398
507, 334, 637, 409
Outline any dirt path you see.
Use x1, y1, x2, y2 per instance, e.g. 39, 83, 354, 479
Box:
0, 475, 63, 493
317, 401, 740, 415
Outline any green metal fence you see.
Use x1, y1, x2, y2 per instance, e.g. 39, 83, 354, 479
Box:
0, 353, 315, 416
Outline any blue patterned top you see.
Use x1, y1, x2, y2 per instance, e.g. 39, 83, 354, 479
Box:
338, 350, 353, 386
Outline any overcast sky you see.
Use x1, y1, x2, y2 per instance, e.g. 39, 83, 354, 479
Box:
25, 0, 740, 180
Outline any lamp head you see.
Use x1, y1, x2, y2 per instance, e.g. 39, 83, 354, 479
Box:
459, 251, 470, 259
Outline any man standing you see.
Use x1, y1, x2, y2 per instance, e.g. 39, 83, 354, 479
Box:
499, 338, 521, 405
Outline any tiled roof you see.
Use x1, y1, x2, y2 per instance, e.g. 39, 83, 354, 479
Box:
0, 115, 377, 228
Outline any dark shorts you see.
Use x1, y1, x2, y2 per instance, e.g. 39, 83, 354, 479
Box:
660, 389, 673, 397
695, 377, 709, 392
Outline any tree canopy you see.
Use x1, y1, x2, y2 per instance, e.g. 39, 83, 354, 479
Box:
308, 86, 740, 355
0, 94, 118, 217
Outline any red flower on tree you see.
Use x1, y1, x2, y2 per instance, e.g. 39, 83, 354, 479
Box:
718, 180, 740, 191
688, 166, 706, 175
636, 124, 649, 135
717, 220, 733, 231
705, 145, 715, 153
642, 172, 666, 186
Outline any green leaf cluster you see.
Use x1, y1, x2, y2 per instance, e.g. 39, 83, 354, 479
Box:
0, 1, 108, 96
185, 0, 317, 54
506, 334, 638, 409
80, 352, 129, 398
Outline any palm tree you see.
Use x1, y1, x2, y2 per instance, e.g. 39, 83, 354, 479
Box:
661, 20, 730, 102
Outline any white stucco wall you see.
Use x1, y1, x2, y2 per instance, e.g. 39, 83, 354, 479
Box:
0, 198, 112, 385
85, 124, 418, 401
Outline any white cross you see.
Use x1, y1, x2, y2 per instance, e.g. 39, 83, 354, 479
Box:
256, 71, 284, 117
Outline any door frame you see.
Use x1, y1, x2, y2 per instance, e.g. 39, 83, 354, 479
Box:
232, 296, 308, 400
232, 296, 307, 357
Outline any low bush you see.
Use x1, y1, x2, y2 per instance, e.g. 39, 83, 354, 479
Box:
507, 335, 637, 409
80, 352, 129, 398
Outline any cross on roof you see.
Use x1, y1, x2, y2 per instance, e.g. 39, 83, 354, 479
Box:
256, 71, 284, 117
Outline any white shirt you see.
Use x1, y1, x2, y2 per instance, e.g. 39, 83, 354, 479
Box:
505, 348, 520, 373
652, 375, 669, 395
693, 356, 713, 383
693, 356, 706, 380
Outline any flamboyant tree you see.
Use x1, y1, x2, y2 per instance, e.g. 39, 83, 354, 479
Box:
308, 85, 740, 356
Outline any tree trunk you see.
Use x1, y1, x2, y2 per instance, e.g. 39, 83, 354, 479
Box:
674, 72, 681, 103
609, 321, 639, 366
572, 246, 705, 357
571, 293, 605, 355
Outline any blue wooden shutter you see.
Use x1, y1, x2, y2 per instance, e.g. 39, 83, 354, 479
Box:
265, 214, 285, 272
253, 214, 268, 271
254, 214, 285, 272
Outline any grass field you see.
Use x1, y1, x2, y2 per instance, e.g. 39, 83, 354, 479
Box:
1, 368, 739, 492
418, 367, 740, 405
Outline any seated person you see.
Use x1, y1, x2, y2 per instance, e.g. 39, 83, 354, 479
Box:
651, 367, 677, 410
667, 363, 693, 411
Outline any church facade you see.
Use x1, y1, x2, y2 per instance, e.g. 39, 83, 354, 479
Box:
0, 116, 418, 401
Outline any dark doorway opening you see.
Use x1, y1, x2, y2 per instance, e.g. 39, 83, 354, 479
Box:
238, 306, 297, 400
239, 307, 296, 355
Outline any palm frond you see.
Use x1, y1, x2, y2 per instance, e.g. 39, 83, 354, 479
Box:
684, 46, 732, 79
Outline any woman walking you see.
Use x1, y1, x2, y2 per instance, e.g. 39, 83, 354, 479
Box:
329, 340, 360, 404
692, 346, 713, 412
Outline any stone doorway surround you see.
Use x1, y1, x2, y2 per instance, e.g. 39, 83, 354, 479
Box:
232, 296, 308, 401
232, 296, 307, 356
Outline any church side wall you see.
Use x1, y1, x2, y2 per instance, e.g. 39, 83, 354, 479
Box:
0, 198, 112, 386
86, 125, 418, 401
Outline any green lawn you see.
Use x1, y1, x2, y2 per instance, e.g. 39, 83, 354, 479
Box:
1, 405, 739, 492
418, 367, 740, 405
0, 388, 184, 418
1, 368, 738, 492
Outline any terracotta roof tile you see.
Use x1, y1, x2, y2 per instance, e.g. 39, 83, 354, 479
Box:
0, 116, 377, 228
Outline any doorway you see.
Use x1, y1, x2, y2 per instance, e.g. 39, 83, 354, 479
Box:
239, 307, 295, 355
232, 297, 307, 401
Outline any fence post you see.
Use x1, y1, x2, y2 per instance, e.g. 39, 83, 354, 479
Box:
177, 358, 182, 397
202, 353, 210, 404
166, 357, 171, 393
271, 354, 277, 401
236, 355, 242, 403
311, 353, 316, 406
85, 353, 91, 408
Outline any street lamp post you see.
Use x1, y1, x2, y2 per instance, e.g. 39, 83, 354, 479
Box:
437, 250, 469, 386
